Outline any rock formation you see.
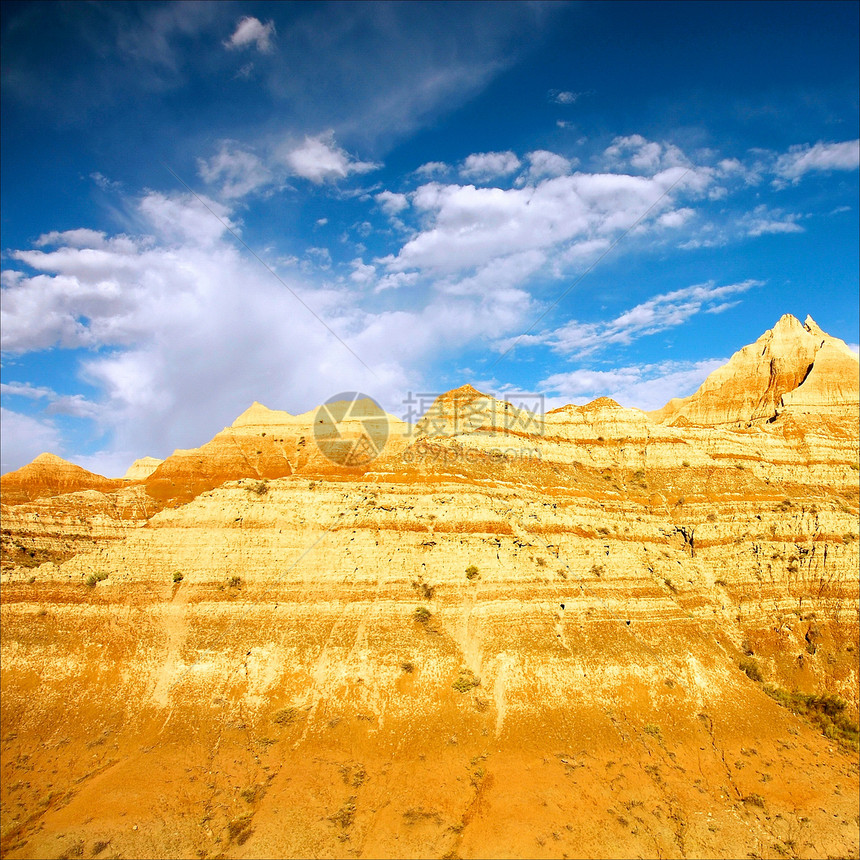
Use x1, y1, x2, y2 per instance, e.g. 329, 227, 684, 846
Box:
650, 313, 859, 426
1, 314, 858, 859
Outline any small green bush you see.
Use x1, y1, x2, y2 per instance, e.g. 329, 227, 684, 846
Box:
413, 606, 432, 624
85, 571, 109, 587
272, 707, 297, 725
228, 575, 242, 589
465, 565, 479, 580
764, 686, 859, 750
452, 668, 480, 693
739, 657, 763, 682
173, 571, 184, 583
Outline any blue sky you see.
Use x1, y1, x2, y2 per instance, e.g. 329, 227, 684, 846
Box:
1, 0, 858, 476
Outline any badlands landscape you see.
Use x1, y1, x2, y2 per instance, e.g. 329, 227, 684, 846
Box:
1, 313, 858, 860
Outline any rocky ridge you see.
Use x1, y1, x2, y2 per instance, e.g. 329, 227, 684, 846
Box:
1, 314, 858, 859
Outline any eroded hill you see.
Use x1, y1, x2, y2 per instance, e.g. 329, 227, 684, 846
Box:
1, 314, 858, 859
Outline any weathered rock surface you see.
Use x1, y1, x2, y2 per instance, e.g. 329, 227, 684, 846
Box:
1, 314, 858, 859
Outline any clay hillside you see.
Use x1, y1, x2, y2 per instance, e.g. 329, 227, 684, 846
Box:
1, 313, 858, 860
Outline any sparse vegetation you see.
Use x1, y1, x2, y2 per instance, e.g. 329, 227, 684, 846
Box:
590, 564, 605, 577
643, 723, 662, 738
228, 575, 242, 588
413, 606, 432, 625
400, 661, 415, 673
249, 481, 268, 495
272, 707, 297, 725
764, 686, 859, 750
328, 796, 356, 830
452, 668, 480, 693
412, 578, 435, 600
227, 813, 254, 845
85, 571, 109, 587
172, 571, 184, 583
739, 657, 763, 682
465, 564, 479, 580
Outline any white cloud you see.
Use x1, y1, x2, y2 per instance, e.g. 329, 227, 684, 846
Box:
0, 408, 62, 473
1, 195, 538, 472
36, 229, 110, 249
540, 357, 727, 412
197, 142, 273, 198
519, 279, 762, 357
657, 207, 695, 228
376, 190, 409, 216
460, 151, 521, 182
742, 205, 804, 237
138, 191, 237, 245
415, 161, 449, 177
604, 134, 690, 174
224, 16, 276, 53
0, 382, 100, 419
847, 343, 859, 355
281, 132, 380, 184
383, 166, 708, 278
548, 90, 580, 105
774, 139, 860, 183
350, 259, 376, 284
520, 150, 575, 183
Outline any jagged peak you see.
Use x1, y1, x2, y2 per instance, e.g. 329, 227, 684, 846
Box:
767, 313, 809, 339
804, 314, 825, 336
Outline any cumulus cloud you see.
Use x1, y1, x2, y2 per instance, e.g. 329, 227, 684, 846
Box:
774, 139, 860, 183
36, 229, 110, 249
0, 194, 537, 473
604, 134, 690, 174
376, 190, 410, 216
519, 150, 575, 183
520, 280, 762, 357
197, 142, 273, 198
460, 151, 521, 182
281, 133, 380, 184
540, 357, 727, 411
224, 16, 276, 53
0, 408, 63, 473
382, 165, 707, 278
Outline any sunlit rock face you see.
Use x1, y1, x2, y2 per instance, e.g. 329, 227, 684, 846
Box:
1, 315, 858, 860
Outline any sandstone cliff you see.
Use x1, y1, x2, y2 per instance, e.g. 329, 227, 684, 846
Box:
1, 315, 858, 860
